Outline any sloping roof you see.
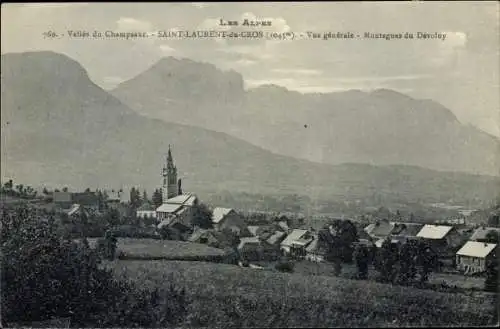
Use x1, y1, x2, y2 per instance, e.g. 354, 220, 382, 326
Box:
166, 194, 197, 206
456, 241, 497, 258
293, 236, 314, 247
266, 231, 286, 245
277, 221, 289, 231
247, 226, 260, 237
364, 221, 396, 237
156, 203, 183, 214
212, 207, 234, 223
470, 227, 500, 241
395, 223, 424, 237
67, 204, 81, 216
238, 236, 261, 250
417, 225, 453, 239
281, 229, 309, 247
188, 228, 209, 242
306, 238, 318, 253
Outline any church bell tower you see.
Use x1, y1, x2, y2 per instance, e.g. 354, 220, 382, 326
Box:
162, 145, 178, 203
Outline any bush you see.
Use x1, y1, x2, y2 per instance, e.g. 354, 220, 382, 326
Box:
0, 205, 189, 327
275, 261, 294, 273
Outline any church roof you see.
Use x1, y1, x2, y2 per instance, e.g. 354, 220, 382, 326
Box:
156, 203, 183, 214
165, 194, 197, 206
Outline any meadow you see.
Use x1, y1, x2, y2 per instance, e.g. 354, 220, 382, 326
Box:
106, 260, 498, 327
85, 238, 227, 260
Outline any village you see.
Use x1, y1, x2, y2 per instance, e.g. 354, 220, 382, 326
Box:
3, 146, 498, 285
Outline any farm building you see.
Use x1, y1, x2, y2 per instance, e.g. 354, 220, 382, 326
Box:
470, 227, 500, 243
280, 229, 310, 254
456, 241, 498, 274
212, 207, 246, 232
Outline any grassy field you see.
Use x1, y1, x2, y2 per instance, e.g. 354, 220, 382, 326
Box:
85, 238, 226, 260
116, 238, 226, 260
106, 260, 498, 327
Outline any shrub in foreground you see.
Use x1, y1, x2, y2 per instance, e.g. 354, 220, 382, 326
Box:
0, 205, 188, 327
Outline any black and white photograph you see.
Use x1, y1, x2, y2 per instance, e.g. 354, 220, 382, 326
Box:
1, 2, 499, 327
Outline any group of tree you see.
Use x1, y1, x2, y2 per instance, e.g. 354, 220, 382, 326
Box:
1, 179, 38, 199
318, 219, 359, 275
1, 204, 189, 327
373, 238, 438, 285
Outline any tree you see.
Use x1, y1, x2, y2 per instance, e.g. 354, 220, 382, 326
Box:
484, 230, 499, 244
376, 238, 399, 283
42, 187, 49, 195
3, 179, 13, 190
129, 187, 142, 209
416, 241, 437, 283
192, 202, 213, 229
487, 214, 499, 227
353, 244, 370, 279
142, 190, 148, 204
152, 189, 163, 208
62, 187, 69, 192
1, 204, 188, 327
484, 249, 498, 292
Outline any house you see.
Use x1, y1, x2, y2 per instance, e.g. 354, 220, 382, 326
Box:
53, 191, 72, 206
280, 229, 310, 254
247, 225, 261, 237
237, 236, 262, 260
136, 203, 157, 219
305, 236, 326, 262
364, 220, 398, 239
71, 192, 100, 211
66, 204, 87, 217
105, 190, 122, 208
470, 227, 500, 243
276, 220, 290, 233
188, 228, 220, 246
266, 231, 286, 246
391, 222, 424, 237
456, 241, 497, 274
416, 224, 464, 259
212, 207, 246, 232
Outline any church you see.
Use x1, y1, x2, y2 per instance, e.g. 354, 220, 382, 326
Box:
156, 146, 198, 232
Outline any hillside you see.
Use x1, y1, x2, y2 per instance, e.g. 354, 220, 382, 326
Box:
112, 57, 500, 176
1, 51, 499, 205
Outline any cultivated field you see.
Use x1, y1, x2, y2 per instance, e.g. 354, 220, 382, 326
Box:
107, 260, 498, 327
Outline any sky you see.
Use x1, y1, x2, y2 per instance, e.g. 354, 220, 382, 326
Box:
1, 2, 499, 136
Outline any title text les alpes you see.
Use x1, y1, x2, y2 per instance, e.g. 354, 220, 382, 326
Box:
219, 18, 272, 27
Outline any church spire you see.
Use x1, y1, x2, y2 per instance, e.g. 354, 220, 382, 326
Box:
162, 144, 179, 202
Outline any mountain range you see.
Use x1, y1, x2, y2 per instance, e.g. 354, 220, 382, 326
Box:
1, 51, 499, 205
112, 57, 500, 176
